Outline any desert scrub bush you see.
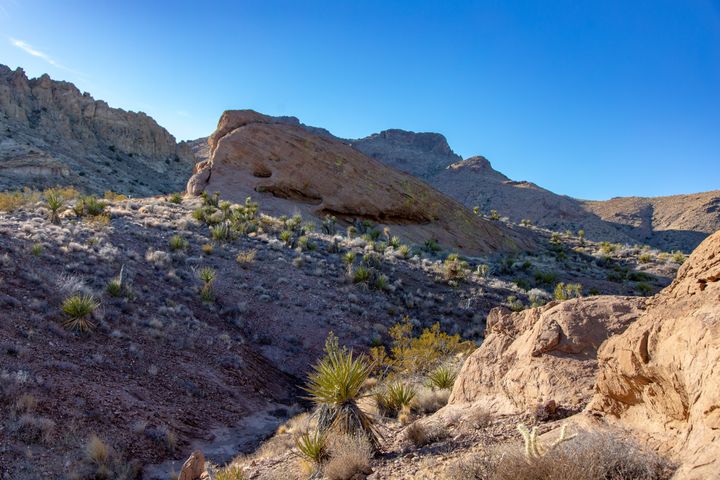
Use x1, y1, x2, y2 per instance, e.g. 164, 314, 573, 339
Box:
73, 195, 107, 217
554, 282, 583, 301
599, 241, 618, 255
279, 229, 293, 245
404, 421, 445, 448
375, 382, 415, 417
323, 433, 372, 480
168, 192, 183, 204
533, 269, 558, 286
373, 274, 389, 291
397, 244, 411, 258
475, 264, 490, 277
197, 267, 216, 302
506, 295, 525, 312
451, 430, 674, 480
13, 414, 55, 443
236, 249, 257, 267
671, 251, 686, 264
638, 252, 653, 263
61, 294, 99, 332
201, 191, 220, 208
636, 282, 653, 296
342, 251, 356, 266
210, 464, 245, 480
168, 234, 189, 251
106, 279, 123, 297
304, 334, 380, 449
423, 238, 441, 254
376, 318, 474, 376
202, 243, 214, 255
298, 235, 316, 251
443, 253, 469, 282
427, 366, 457, 390
411, 386, 450, 414
0, 188, 40, 211
44, 188, 65, 224
489, 209, 501, 220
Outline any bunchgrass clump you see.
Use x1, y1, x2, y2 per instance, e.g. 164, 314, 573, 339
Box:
61, 294, 99, 332
31, 243, 43, 256
352, 266, 370, 284
236, 249, 257, 266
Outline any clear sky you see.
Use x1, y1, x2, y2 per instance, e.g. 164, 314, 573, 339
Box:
1, 0, 718, 200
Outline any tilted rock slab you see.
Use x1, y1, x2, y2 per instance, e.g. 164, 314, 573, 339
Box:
588, 229, 720, 479
448, 296, 644, 415
187, 110, 533, 255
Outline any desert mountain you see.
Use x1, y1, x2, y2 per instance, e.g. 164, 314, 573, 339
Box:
351, 129, 720, 252
0, 64, 195, 196
186, 110, 533, 255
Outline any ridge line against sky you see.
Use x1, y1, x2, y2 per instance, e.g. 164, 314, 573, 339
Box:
0, 0, 719, 200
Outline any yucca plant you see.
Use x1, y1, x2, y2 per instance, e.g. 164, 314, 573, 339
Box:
106, 279, 123, 297
44, 189, 64, 224
352, 265, 370, 284
295, 430, 329, 465
279, 229, 293, 245
168, 234, 188, 251
304, 334, 380, 449
197, 267, 216, 302
61, 294, 99, 332
376, 383, 416, 417
210, 222, 233, 242
427, 366, 457, 390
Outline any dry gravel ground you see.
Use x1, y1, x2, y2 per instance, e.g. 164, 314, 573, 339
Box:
0, 194, 682, 478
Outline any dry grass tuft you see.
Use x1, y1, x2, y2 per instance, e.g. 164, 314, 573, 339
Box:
450, 431, 675, 480
323, 434, 373, 480
405, 421, 446, 448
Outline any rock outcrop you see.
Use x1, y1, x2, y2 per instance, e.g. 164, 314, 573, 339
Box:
447, 297, 644, 415
0, 64, 195, 195
187, 110, 533, 255
588, 229, 720, 479
352, 129, 462, 180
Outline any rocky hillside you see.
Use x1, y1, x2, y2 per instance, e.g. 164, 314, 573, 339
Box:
0, 65, 195, 196
351, 129, 720, 252
186, 110, 533, 256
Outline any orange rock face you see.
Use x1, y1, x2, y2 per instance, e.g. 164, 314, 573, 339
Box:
187, 110, 532, 255
588, 230, 720, 479
448, 297, 644, 415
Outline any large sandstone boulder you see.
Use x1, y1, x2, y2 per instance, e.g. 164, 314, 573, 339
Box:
588, 230, 720, 479
187, 110, 533, 255
448, 297, 644, 415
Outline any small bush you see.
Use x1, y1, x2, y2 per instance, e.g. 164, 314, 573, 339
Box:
506, 295, 525, 312
61, 294, 99, 332
213, 464, 245, 480
236, 249, 256, 266
423, 239, 441, 254
443, 253, 469, 281
106, 280, 123, 297
13, 414, 55, 443
44, 188, 65, 223
671, 251, 686, 264
31, 243, 43, 256
352, 265, 371, 284
86, 435, 110, 466
411, 387, 450, 415
638, 253, 653, 263
405, 421, 445, 448
202, 243, 214, 255
324, 434, 372, 480
168, 192, 183, 204
489, 209, 501, 221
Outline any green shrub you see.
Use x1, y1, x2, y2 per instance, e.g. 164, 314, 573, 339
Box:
279, 230, 293, 245
168, 192, 183, 204
423, 239, 441, 254
106, 280, 123, 297
489, 210, 500, 221
342, 251, 357, 266
44, 188, 64, 224
507, 295, 525, 312
31, 243, 43, 256
352, 266, 370, 284
443, 253, 469, 281
671, 251, 686, 264
638, 253, 653, 263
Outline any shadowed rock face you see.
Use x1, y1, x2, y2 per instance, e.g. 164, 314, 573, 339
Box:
0, 64, 195, 195
588, 229, 720, 479
187, 110, 534, 255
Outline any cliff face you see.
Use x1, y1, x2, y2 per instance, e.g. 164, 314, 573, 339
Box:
0, 64, 195, 195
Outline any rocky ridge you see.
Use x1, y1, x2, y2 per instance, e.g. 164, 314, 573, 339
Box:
0, 64, 195, 196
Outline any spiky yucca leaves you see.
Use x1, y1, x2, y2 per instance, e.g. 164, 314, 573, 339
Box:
44, 189, 64, 224
61, 294, 99, 332
376, 383, 416, 417
305, 335, 381, 449
295, 430, 329, 465
427, 366, 457, 390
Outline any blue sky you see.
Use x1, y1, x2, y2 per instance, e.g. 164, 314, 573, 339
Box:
1, 0, 718, 200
